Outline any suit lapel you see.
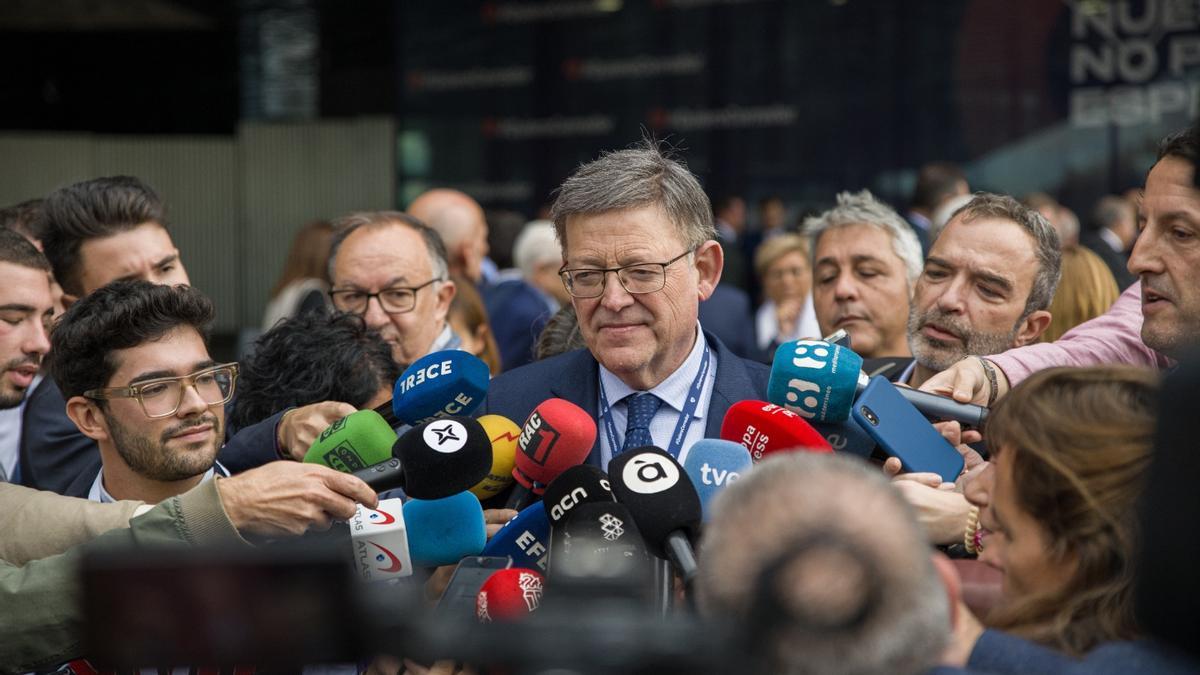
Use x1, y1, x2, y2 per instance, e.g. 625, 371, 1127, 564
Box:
705, 331, 757, 437
547, 349, 603, 466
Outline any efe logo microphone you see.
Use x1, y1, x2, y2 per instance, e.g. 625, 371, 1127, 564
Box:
424, 420, 467, 453
621, 452, 680, 494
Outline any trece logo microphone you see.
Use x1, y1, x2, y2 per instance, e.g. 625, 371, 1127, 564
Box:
518, 412, 561, 466
424, 420, 467, 453
621, 453, 680, 495
326, 439, 367, 472
599, 513, 625, 541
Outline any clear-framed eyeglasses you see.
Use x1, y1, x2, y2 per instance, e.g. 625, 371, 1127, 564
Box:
83, 362, 239, 419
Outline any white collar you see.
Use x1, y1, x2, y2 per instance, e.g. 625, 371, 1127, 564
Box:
598, 324, 708, 416
89, 462, 227, 504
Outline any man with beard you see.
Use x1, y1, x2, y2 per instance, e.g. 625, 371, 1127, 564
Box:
899, 193, 1060, 388
49, 280, 234, 504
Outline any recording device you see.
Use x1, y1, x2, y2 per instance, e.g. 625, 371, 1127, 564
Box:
851, 376, 965, 483
608, 446, 702, 590
481, 501, 552, 572
403, 491, 488, 567
351, 416, 493, 499
719, 400, 832, 460
767, 339, 989, 427
469, 414, 521, 499
303, 409, 396, 471
541, 465, 615, 526
348, 499, 413, 582
437, 555, 513, 616
372, 349, 490, 427
822, 328, 851, 348
506, 398, 598, 510
681, 439, 753, 522
476, 568, 545, 622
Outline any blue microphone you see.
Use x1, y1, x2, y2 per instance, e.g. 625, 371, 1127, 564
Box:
481, 502, 551, 573
681, 439, 753, 522
390, 350, 491, 427
403, 491, 487, 567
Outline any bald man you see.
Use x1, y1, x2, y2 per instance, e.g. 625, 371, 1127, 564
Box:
408, 189, 490, 284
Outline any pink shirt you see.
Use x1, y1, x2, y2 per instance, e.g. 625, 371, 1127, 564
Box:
990, 281, 1174, 386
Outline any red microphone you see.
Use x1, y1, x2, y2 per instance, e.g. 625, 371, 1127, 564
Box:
720, 400, 832, 461
506, 399, 597, 509
476, 568, 545, 622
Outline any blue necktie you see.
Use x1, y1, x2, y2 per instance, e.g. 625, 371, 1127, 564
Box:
620, 393, 663, 455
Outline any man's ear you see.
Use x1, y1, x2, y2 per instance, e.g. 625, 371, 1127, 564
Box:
1013, 309, 1052, 346
931, 552, 963, 629
66, 396, 110, 443
435, 279, 457, 324
694, 240, 724, 302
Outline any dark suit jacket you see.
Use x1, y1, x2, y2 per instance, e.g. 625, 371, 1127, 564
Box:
1080, 229, 1136, 290
478, 331, 770, 468
967, 629, 1200, 675
483, 278, 555, 373
698, 284, 757, 361
20, 378, 285, 497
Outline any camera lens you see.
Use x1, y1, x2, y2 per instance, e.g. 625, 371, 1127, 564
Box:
860, 406, 879, 426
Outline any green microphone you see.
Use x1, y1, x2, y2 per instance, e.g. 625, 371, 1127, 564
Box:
302, 409, 397, 472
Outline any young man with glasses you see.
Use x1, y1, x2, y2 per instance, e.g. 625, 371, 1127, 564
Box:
327, 211, 460, 370
49, 280, 236, 504
479, 141, 770, 470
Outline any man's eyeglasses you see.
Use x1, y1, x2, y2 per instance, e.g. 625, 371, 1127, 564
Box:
330, 278, 443, 315
84, 363, 239, 419
559, 249, 694, 299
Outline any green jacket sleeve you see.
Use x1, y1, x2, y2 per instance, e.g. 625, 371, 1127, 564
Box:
0, 477, 248, 674
0, 482, 144, 566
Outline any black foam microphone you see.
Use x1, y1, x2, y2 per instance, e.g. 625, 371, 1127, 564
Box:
541, 465, 615, 527
607, 446, 702, 591
550, 501, 650, 596
353, 416, 493, 499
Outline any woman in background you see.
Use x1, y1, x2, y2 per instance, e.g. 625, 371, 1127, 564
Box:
261, 219, 334, 330
753, 234, 821, 356
448, 276, 502, 375
1040, 245, 1120, 343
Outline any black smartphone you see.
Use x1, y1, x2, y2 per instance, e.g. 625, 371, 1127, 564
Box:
437, 555, 513, 615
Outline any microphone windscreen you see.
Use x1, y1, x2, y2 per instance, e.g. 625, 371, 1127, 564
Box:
767, 339, 864, 422
476, 568, 544, 622
607, 446, 701, 559
551, 501, 648, 581
403, 491, 486, 567
541, 465, 614, 526
681, 439, 753, 521
469, 415, 520, 500
303, 409, 396, 471
393, 416, 493, 500
481, 502, 551, 573
811, 418, 877, 459
513, 399, 597, 493
392, 350, 490, 426
720, 400, 833, 461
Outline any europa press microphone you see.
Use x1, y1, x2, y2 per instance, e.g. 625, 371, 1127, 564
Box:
608, 446, 702, 596
681, 439, 752, 522
719, 400, 832, 460
767, 339, 989, 427
351, 416, 494, 499
505, 399, 598, 510
373, 350, 491, 427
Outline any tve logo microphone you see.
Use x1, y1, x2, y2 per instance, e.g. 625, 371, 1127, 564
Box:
682, 439, 753, 522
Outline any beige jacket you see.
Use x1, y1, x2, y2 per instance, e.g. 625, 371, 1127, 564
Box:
0, 482, 145, 566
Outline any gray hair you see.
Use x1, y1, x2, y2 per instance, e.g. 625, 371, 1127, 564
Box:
698, 453, 950, 675
550, 139, 716, 250
327, 211, 449, 283
513, 220, 563, 277
945, 193, 1062, 315
803, 190, 924, 288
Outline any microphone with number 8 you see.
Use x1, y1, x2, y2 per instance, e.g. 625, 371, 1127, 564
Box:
608, 446, 702, 590
505, 399, 598, 510
767, 339, 988, 427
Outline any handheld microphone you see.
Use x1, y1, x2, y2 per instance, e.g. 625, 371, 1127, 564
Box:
719, 400, 832, 460
541, 465, 614, 527
550, 501, 649, 583
352, 416, 493, 499
476, 568, 545, 622
506, 399, 598, 510
374, 350, 490, 427
481, 502, 552, 572
607, 446, 702, 589
348, 498, 413, 582
402, 491, 487, 567
303, 410, 396, 471
469, 415, 520, 500
681, 439, 752, 522
767, 339, 988, 427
